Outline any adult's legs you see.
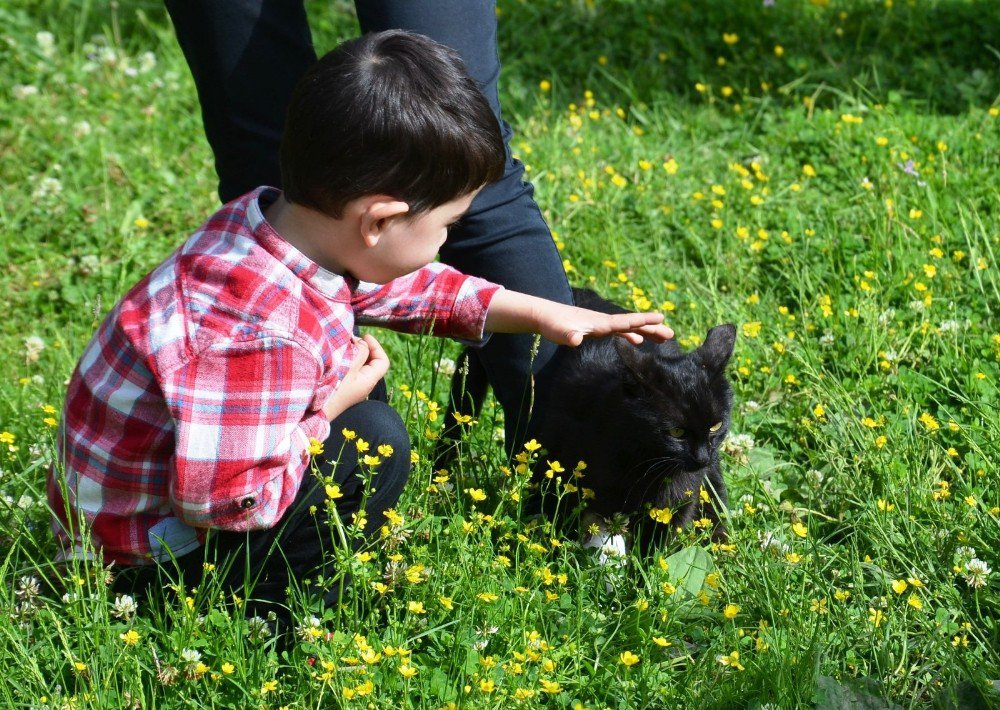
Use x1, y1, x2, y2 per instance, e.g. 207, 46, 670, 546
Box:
163, 0, 314, 201
356, 1, 573, 450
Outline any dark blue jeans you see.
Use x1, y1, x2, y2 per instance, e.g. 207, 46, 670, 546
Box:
114, 400, 410, 634
164, 0, 573, 449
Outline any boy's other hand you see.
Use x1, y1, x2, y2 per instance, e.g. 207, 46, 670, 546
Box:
322, 334, 390, 422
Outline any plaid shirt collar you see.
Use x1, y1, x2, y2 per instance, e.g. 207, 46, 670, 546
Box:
246, 186, 358, 302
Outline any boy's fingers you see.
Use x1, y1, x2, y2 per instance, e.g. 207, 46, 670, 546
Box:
350, 337, 370, 369
360, 334, 390, 378
363, 334, 389, 363
640, 323, 674, 341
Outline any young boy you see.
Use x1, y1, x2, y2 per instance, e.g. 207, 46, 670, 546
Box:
48, 30, 671, 629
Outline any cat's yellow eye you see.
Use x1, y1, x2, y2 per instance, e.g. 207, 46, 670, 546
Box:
709, 422, 723, 433
668, 427, 685, 438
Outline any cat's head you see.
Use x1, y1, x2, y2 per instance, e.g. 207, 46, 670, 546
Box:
614, 324, 737, 473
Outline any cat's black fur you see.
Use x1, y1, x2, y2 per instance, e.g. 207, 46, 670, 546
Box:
437, 288, 736, 541
529, 289, 735, 542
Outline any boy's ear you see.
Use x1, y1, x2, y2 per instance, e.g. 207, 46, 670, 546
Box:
359, 196, 410, 247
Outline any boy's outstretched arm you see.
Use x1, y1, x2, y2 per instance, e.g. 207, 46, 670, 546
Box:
484, 290, 673, 347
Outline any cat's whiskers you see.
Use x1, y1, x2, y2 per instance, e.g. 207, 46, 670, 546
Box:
622, 457, 680, 507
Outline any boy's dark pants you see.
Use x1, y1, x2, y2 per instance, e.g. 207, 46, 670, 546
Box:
113, 400, 409, 632
163, 0, 574, 450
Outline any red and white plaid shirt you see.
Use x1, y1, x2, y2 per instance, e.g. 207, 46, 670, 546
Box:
48, 187, 501, 566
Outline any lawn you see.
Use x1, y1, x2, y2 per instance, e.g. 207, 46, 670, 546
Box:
0, 0, 997, 707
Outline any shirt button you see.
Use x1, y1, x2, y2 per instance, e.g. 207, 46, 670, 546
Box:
240, 497, 255, 509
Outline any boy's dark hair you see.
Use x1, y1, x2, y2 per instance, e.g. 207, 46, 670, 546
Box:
280, 30, 506, 217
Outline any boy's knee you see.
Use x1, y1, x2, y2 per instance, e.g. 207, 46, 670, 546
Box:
340, 400, 408, 451
337, 400, 410, 486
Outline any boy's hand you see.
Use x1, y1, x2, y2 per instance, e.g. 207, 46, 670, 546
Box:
485, 291, 674, 347
552, 307, 673, 346
321, 333, 390, 422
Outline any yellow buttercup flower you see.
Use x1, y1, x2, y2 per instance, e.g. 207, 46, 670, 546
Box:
649, 507, 672, 524
540, 679, 562, 694
620, 651, 640, 666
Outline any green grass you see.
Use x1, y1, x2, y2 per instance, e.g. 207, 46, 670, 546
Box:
1, 0, 998, 707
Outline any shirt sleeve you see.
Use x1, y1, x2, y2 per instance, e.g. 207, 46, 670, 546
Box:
160, 336, 330, 531
351, 262, 502, 343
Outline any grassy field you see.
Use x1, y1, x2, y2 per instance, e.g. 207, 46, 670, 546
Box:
1, 0, 998, 707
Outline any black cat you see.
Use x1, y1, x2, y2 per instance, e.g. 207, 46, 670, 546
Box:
527, 288, 735, 543
437, 288, 736, 542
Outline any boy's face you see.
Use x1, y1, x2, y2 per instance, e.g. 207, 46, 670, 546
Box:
358, 192, 477, 283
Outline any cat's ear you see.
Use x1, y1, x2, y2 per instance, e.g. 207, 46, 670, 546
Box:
614, 338, 648, 396
698, 324, 737, 373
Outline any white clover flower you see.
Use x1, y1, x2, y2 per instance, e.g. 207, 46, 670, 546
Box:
98, 46, 119, 66
877, 308, 896, 325
435, 357, 456, 376
32, 177, 62, 200
955, 546, 977, 561
908, 300, 925, 312
722, 433, 755, 464
295, 615, 323, 642
819, 332, 835, 347
12, 84, 39, 100
758, 530, 788, 554
805, 469, 824, 486
78, 254, 100, 276
112, 594, 138, 620
963, 559, 991, 589
138, 51, 157, 73
72, 120, 92, 138
16, 494, 34, 510
246, 615, 272, 642
179, 648, 202, 672
15, 575, 41, 601
742, 400, 761, 413
24, 335, 45, 363
36, 31, 56, 59
938, 319, 963, 333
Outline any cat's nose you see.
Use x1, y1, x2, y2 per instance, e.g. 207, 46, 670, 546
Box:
693, 446, 711, 467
